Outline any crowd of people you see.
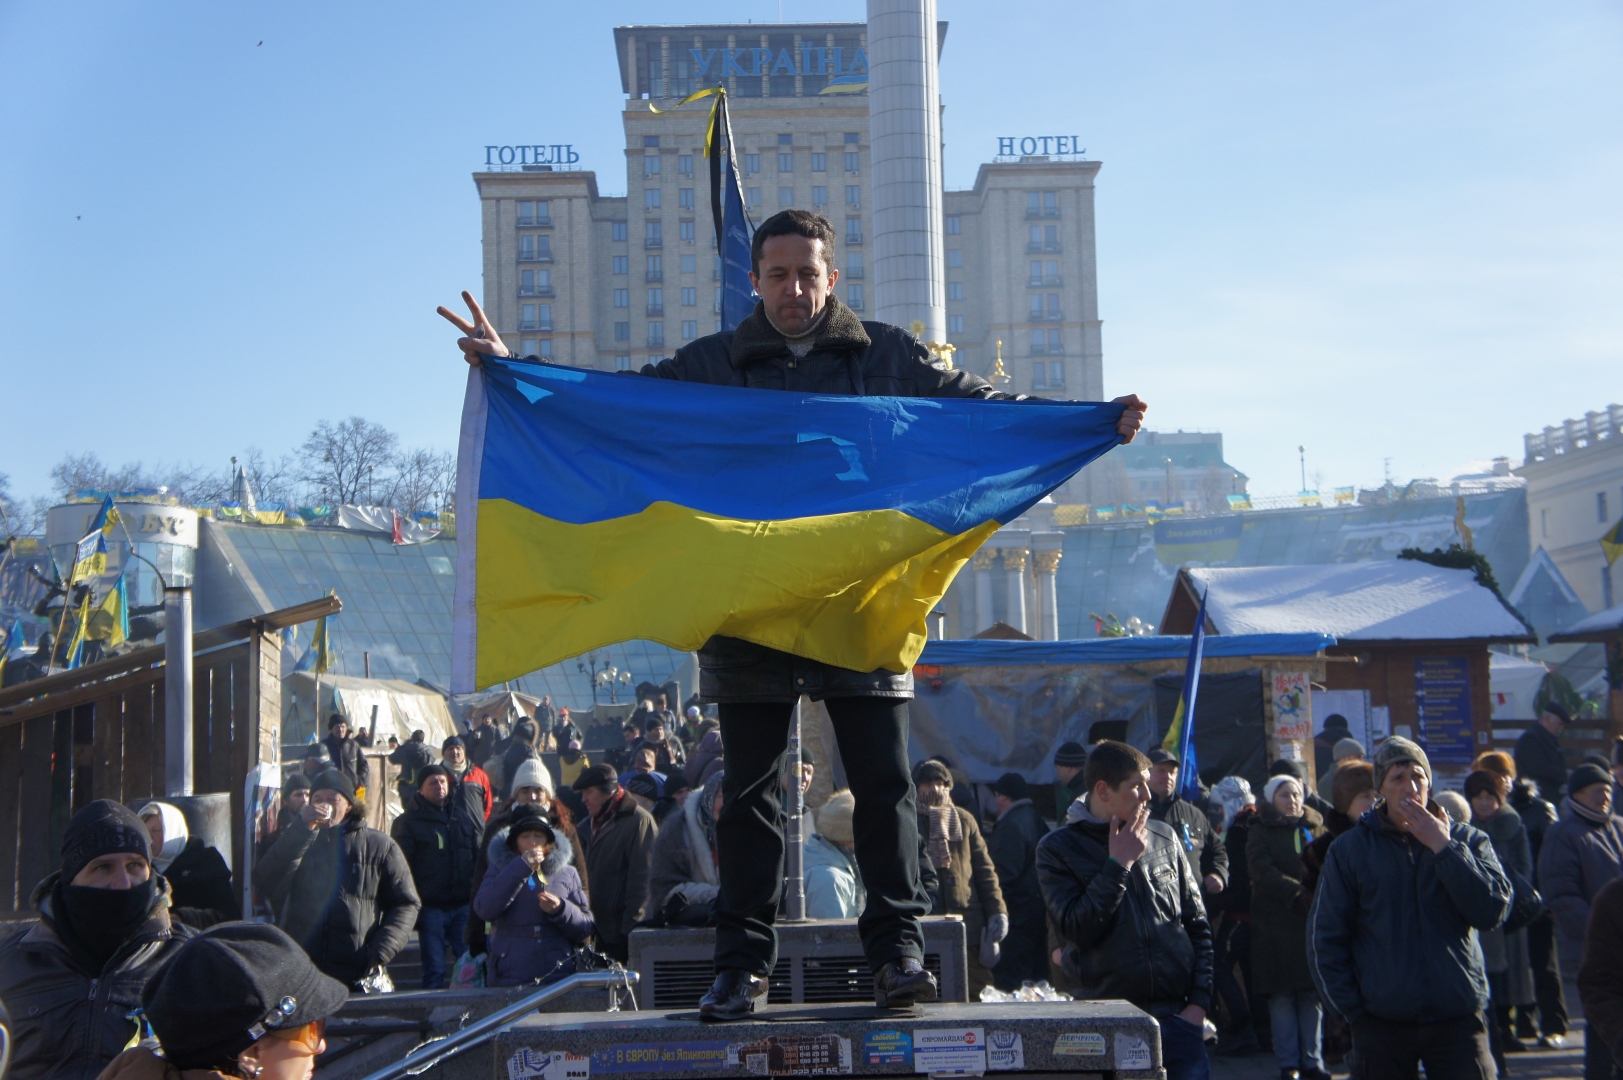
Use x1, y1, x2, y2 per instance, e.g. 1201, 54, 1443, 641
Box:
5, 694, 1623, 1080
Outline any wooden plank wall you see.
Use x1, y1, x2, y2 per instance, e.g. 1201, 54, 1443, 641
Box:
0, 643, 266, 921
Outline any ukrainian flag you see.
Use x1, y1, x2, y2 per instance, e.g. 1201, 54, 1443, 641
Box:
452, 357, 1125, 693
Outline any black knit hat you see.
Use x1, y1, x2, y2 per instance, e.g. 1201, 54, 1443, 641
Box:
143, 923, 348, 1070
623, 772, 661, 801
991, 773, 1029, 800
442, 735, 464, 751
61, 799, 150, 883
572, 763, 618, 791
310, 768, 356, 803
1054, 742, 1087, 768
1570, 763, 1611, 797
416, 763, 451, 788
506, 804, 556, 850
912, 759, 952, 788
1543, 699, 1572, 724
1269, 758, 1309, 781
284, 772, 312, 794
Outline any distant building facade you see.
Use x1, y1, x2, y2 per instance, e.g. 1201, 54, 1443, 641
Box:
1517, 403, 1623, 611
474, 20, 1105, 502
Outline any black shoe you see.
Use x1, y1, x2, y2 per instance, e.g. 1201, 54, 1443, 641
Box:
874, 957, 938, 1008
699, 969, 769, 1021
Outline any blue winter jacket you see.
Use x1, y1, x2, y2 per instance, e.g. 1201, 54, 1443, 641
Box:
1308, 803, 1511, 1025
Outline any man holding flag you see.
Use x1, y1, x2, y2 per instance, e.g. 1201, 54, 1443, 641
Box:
439, 208, 1148, 1018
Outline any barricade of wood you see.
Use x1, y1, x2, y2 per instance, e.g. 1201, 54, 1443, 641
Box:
0, 595, 339, 919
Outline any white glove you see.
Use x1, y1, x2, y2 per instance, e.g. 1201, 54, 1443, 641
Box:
987, 912, 1009, 944
978, 926, 1002, 969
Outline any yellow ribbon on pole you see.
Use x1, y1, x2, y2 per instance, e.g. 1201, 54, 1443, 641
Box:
646, 85, 725, 159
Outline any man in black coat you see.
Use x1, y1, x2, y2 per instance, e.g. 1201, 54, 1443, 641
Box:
391, 764, 484, 989
985, 773, 1049, 990
324, 714, 362, 789
1516, 701, 1571, 804
1037, 741, 1214, 1080
253, 769, 420, 989
1146, 748, 1229, 897
389, 728, 436, 808
440, 208, 1147, 1019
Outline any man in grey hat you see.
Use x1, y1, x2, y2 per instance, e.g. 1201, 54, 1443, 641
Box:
1309, 736, 1512, 1079
1052, 741, 1088, 825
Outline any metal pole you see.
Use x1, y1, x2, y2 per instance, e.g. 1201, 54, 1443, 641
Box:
353, 970, 640, 1080
783, 695, 807, 922
164, 586, 193, 796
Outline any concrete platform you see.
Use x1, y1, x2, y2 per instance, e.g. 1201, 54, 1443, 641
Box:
495, 999, 1165, 1079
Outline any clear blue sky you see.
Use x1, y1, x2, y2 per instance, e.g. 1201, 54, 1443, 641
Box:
2, 1, 1618, 502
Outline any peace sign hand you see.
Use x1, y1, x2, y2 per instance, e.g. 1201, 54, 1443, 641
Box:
436, 290, 510, 367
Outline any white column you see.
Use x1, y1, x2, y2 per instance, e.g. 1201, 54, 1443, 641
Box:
867, 0, 946, 341
971, 547, 998, 633
1002, 546, 1029, 637
1033, 540, 1063, 641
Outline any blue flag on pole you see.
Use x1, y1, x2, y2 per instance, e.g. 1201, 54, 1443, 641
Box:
709, 92, 756, 330
1162, 588, 1209, 799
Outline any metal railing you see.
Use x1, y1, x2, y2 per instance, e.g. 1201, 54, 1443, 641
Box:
353, 970, 640, 1080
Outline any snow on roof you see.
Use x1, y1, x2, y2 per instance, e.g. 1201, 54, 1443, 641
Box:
1550, 601, 1623, 642
1183, 562, 1534, 641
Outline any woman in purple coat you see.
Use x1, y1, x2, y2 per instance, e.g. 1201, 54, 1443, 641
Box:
473, 804, 594, 986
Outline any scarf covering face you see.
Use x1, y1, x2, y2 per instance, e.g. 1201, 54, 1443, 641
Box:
53, 877, 158, 974
919, 787, 962, 871
1567, 795, 1614, 826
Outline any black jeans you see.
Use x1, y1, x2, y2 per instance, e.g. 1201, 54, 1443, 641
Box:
1214, 917, 1253, 1035
1526, 910, 1569, 1037
715, 698, 928, 975
1347, 1013, 1495, 1080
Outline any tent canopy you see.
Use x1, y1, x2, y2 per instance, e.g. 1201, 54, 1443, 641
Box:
917, 633, 1333, 668
284, 672, 457, 748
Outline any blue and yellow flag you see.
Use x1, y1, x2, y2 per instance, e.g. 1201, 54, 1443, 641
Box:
72, 530, 107, 582
452, 357, 1125, 692
88, 573, 130, 648
88, 495, 121, 538
294, 609, 335, 675
1162, 588, 1209, 799
65, 591, 93, 669
1602, 518, 1623, 567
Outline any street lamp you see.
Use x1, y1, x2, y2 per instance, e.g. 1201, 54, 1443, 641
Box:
577, 654, 633, 704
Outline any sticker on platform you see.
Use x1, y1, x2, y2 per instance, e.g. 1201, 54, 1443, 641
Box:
1115, 1032, 1153, 1071
591, 1041, 729, 1074
863, 1031, 913, 1066
726, 1033, 851, 1075
507, 1049, 590, 1080
985, 1031, 1024, 1071
913, 1028, 986, 1077
1052, 1033, 1106, 1057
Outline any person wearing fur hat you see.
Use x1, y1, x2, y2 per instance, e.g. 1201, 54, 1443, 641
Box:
390, 763, 484, 989
1250, 774, 1328, 1080
472, 804, 594, 986
253, 769, 420, 990
137, 802, 236, 929
0, 800, 194, 1080
1308, 736, 1510, 1079
95, 923, 347, 1080
648, 772, 727, 926
803, 789, 864, 919
913, 759, 1006, 999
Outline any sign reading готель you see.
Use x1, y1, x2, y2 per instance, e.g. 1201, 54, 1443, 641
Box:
484, 145, 580, 167
998, 136, 1086, 156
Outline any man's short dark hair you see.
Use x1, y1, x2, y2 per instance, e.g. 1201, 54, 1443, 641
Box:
1083, 740, 1151, 796
624, 721, 641, 735
750, 209, 837, 276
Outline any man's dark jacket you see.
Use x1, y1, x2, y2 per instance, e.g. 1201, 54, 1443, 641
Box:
1036, 802, 1215, 1015
163, 837, 239, 927
582, 792, 659, 959
325, 732, 362, 786
1578, 875, 1623, 1063
389, 738, 435, 801
391, 789, 484, 909
1515, 723, 1567, 803
642, 297, 1029, 703
1308, 803, 1511, 1025
1150, 792, 1230, 888
987, 799, 1047, 918
0, 874, 193, 1080
253, 813, 421, 986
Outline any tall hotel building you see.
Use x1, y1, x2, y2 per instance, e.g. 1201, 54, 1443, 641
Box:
476, 21, 1105, 501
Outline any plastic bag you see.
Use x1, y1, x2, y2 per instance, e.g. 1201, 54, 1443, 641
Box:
451, 950, 486, 989
356, 965, 395, 995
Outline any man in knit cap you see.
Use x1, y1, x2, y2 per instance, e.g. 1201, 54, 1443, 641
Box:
1309, 736, 1511, 1079
1052, 741, 1088, 823
0, 800, 193, 1080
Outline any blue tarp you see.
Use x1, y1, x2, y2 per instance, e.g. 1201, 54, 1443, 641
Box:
916, 633, 1335, 668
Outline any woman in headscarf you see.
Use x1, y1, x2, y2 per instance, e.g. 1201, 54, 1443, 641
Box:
648, 772, 725, 926
913, 759, 1005, 999
138, 802, 237, 928
466, 756, 585, 960
95, 923, 346, 1080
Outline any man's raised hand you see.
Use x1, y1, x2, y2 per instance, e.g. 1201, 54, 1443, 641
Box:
1108, 804, 1150, 868
1113, 394, 1148, 444
436, 290, 509, 367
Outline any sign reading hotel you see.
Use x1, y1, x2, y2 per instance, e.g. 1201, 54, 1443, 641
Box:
998, 136, 1086, 156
